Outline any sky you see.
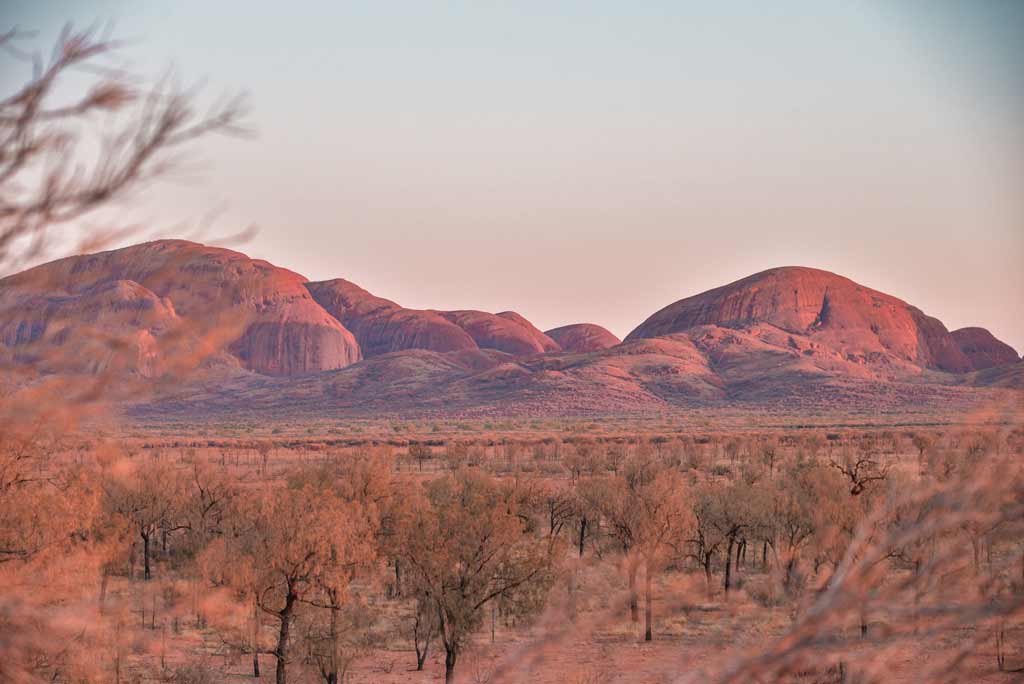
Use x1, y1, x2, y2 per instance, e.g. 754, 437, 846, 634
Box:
3, 1, 1023, 351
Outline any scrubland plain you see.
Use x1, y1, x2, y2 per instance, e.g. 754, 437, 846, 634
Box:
3, 421, 1024, 684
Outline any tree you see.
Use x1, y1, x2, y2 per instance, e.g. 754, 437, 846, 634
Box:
409, 589, 439, 671
409, 443, 432, 471
103, 457, 185, 581
205, 483, 370, 684
829, 446, 890, 496
0, 21, 250, 684
633, 467, 691, 640
398, 469, 553, 684
181, 458, 238, 554
0, 25, 249, 274
581, 454, 692, 639
690, 488, 728, 595
298, 463, 381, 684
0, 423, 88, 565
770, 463, 830, 591
695, 479, 759, 595
760, 437, 779, 477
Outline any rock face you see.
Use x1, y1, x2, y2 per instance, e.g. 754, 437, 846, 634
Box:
626, 267, 977, 373
496, 311, 562, 352
304, 280, 561, 358
438, 310, 557, 356
544, 323, 620, 352
0, 278, 179, 376
0, 240, 361, 376
305, 279, 478, 357
952, 327, 1020, 370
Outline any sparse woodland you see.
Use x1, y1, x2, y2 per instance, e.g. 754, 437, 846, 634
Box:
2, 426, 1023, 683
1, 24, 1023, 684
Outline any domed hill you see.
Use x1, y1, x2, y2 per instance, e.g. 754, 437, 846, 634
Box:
305, 279, 478, 357
951, 327, 1020, 370
0, 240, 361, 377
495, 312, 561, 352
544, 323, 621, 352
305, 279, 560, 358
626, 267, 1012, 374
437, 310, 559, 356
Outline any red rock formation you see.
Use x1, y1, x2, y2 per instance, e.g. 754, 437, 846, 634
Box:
495, 311, 561, 352
0, 278, 179, 376
305, 282, 561, 358
626, 267, 973, 373
438, 310, 556, 356
951, 327, 1020, 370
306, 279, 478, 357
0, 240, 360, 376
544, 323, 620, 352
4, 242, 1019, 419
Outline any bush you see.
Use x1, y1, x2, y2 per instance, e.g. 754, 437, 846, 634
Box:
166, 662, 218, 684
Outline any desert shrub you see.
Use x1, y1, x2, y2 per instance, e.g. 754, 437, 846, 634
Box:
165, 662, 218, 684
409, 443, 433, 470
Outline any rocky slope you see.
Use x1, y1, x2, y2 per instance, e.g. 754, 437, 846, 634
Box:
626, 267, 992, 373
304, 278, 562, 358
436, 310, 558, 356
0, 240, 361, 377
544, 323, 621, 352
305, 279, 478, 357
951, 327, 1020, 370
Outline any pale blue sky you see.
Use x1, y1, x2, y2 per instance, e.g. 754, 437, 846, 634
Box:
3, 2, 1022, 351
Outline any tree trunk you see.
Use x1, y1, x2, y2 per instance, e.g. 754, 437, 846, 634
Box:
996, 619, 1006, 671
275, 592, 296, 684
252, 599, 261, 677
325, 602, 340, 684
628, 558, 639, 622
784, 556, 796, 590
444, 648, 457, 684
644, 560, 653, 642
142, 531, 152, 581
416, 640, 430, 671
703, 551, 713, 596
394, 558, 402, 597
578, 516, 588, 557
724, 536, 734, 594
99, 569, 109, 614
414, 607, 432, 671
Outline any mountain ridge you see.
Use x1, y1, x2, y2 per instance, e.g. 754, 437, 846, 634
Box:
0, 240, 1018, 418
